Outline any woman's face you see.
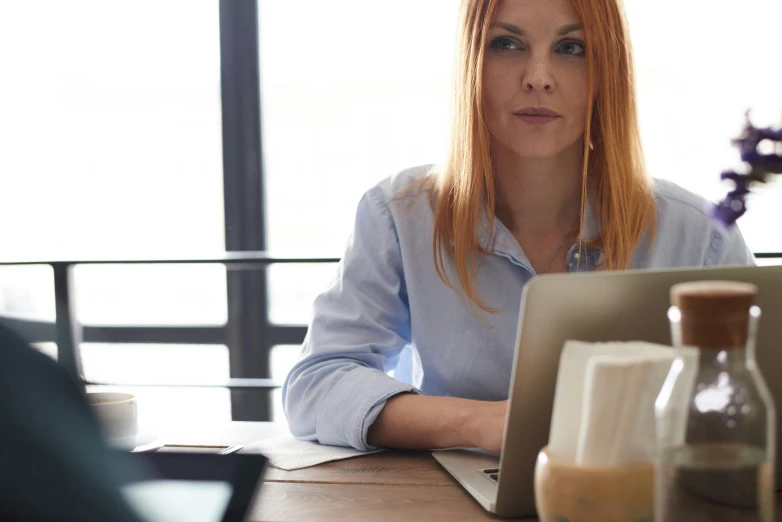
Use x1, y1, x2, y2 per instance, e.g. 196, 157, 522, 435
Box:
482, 0, 590, 161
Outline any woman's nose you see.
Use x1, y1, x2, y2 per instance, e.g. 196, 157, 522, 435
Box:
522, 56, 555, 93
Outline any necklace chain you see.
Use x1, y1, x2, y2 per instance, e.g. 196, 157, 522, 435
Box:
537, 219, 580, 274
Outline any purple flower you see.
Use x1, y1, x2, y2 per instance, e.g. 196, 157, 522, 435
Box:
720, 170, 752, 195
713, 112, 782, 226
739, 151, 782, 173
712, 196, 747, 226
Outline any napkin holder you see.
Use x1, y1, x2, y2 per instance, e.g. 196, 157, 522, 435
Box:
534, 446, 654, 522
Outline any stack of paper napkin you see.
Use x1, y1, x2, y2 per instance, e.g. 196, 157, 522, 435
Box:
548, 340, 698, 467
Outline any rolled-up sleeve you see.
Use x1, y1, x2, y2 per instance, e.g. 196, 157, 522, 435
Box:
282, 186, 419, 450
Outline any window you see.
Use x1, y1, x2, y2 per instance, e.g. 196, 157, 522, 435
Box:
74, 265, 227, 326
82, 343, 231, 433
0, 1, 225, 261
624, 0, 782, 252
0, 1, 228, 427
0, 266, 55, 321
259, 0, 460, 326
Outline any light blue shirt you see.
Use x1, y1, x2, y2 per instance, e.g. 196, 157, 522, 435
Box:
282, 165, 755, 450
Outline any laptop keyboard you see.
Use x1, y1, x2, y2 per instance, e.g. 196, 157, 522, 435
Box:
481, 468, 500, 483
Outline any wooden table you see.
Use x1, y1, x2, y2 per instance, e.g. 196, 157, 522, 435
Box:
158, 421, 782, 522
158, 421, 532, 521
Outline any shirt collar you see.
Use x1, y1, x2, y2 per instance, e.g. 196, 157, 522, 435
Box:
479, 193, 604, 269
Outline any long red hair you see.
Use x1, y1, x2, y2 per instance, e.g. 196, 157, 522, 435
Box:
428, 0, 656, 312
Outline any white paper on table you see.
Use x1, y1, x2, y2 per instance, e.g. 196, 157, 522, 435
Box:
239, 436, 385, 470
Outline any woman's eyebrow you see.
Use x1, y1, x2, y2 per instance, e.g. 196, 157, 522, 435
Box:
489, 22, 583, 37
557, 23, 583, 36
489, 22, 524, 36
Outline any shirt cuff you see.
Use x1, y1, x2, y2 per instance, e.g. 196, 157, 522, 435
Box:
316, 366, 420, 451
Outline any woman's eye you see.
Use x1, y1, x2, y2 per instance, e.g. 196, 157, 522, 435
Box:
489, 37, 522, 51
558, 41, 586, 56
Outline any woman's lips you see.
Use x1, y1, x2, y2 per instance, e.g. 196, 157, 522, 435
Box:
514, 107, 562, 125
515, 113, 561, 125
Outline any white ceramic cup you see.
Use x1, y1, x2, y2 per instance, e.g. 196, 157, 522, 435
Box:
86, 392, 138, 446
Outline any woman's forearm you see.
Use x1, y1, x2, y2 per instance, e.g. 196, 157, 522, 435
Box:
366, 393, 506, 451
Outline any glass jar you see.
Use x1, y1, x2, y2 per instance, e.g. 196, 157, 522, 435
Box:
655, 281, 775, 522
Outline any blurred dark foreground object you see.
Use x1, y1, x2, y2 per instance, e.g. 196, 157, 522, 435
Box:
0, 323, 144, 522
115, 451, 267, 522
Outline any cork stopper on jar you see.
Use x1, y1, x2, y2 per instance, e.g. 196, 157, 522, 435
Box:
670, 281, 757, 350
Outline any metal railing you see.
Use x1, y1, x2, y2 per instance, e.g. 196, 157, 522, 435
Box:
1, 251, 779, 408
0, 252, 340, 390
0, 251, 782, 420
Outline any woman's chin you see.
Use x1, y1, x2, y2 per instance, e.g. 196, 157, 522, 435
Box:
511, 145, 571, 160
504, 136, 585, 161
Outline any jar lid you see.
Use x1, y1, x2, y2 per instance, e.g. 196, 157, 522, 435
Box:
670, 281, 757, 349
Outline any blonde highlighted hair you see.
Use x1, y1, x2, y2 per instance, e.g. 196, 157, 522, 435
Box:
427, 0, 656, 312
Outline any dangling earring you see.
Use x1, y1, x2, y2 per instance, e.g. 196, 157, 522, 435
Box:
589, 140, 594, 151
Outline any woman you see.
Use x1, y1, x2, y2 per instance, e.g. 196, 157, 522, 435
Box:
283, 0, 754, 452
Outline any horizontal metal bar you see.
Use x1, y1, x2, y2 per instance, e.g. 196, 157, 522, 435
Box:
0, 318, 226, 345
84, 326, 228, 345
0, 251, 340, 267
0, 317, 308, 347
84, 324, 307, 346
86, 324, 307, 347
85, 378, 281, 389
754, 252, 782, 259
0, 316, 57, 343
268, 325, 309, 346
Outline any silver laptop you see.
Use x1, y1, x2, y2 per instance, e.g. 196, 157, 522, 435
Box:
433, 264, 782, 518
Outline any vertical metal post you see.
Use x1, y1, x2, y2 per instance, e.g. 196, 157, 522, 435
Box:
219, 0, 272, 421
52, 263, 83, 383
